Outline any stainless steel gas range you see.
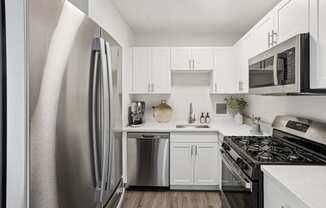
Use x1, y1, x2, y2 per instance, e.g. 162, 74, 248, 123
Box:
220, 115, 326, 208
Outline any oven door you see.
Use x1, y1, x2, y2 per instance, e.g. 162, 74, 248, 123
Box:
221, 151, 258, 208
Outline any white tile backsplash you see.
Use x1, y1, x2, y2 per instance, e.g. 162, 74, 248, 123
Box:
130, 73, 239, 124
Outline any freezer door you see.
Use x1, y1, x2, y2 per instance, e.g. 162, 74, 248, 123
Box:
101, 39, 123, 206
29, 1, 102, 208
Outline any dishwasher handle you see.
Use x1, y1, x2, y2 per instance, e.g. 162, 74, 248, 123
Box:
128, 133, 170, 140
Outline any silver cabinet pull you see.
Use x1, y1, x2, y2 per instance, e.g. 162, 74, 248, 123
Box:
192, 59, 195, 70
272, 29, 278, 46
188, 59, 191, 70
239, 81, 243, 92
191, 145, 194, 156
268, 32, 272, 48
195, 145, 198, 155
151, 83, 154, 93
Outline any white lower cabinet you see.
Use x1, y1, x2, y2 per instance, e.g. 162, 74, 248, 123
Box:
264, 174, 308, 208
170, 143, 194, 185
194, 143, 219, 185
170, 133, 220, 188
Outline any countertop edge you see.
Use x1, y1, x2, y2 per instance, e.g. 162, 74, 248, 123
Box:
261, 166, 321, 208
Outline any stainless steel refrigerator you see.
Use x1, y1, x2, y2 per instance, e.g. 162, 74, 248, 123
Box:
28, 1, 123, 208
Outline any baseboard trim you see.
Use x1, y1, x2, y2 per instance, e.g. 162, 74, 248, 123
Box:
170, 185, 220, 191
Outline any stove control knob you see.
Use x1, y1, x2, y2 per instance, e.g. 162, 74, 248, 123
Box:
236, 158, 242, 165
222, 143, 231, 151
236, 158, 249, 170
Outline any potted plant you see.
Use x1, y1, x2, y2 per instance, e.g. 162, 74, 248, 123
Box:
224, 97, 248, 124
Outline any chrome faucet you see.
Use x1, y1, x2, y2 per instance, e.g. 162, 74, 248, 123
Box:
188, 103, 196, 124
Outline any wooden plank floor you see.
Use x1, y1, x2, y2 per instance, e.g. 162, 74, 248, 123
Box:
122, 191, 222, 208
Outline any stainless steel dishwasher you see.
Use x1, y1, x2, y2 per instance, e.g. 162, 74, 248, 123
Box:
127, 132, 169, 188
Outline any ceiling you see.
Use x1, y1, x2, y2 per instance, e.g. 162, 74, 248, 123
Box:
112, 0, 282, 35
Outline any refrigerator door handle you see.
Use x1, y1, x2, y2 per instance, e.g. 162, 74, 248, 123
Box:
90, 49, 102, 201
99, 38, 110, 203
105, 41, 114, 190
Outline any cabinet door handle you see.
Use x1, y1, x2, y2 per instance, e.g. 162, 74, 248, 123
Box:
188, 59, 191, 70
191, 145, 193, 156
272, 29, 278, 46
268, 32, 271, 48
192, 59, 195, 70
151, 83, 154, 92
239, 81, 243, 92
195, 146, 198, 155
148, 83, 151, 93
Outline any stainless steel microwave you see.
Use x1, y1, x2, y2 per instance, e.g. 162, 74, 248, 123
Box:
249, 33, 326, 95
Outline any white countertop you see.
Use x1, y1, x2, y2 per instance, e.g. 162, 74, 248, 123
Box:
123, 117, 270, 136
262, 165, 326, 208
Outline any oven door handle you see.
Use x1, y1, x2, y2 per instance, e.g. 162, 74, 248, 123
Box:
221, 150, 253, 191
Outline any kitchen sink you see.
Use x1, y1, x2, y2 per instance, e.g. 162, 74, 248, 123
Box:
176, 124, 210, 129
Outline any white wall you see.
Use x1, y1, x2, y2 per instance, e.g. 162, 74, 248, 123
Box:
134, 32, 242, 47
245, 95, 326, 124
88, 0, 134, 47
131, 73, 234, 124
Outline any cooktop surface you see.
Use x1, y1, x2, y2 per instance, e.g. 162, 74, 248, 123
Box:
226, 136, 326, 164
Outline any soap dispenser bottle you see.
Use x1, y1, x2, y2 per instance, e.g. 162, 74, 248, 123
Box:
205, 112, 211, 124
200, 112, 205, 124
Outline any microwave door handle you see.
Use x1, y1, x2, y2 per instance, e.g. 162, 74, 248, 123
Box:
273, 55, 278, 86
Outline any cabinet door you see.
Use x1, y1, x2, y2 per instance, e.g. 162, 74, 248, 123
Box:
235, 34, 252, 93
191, 48, 214, 70
171, 47, 192, 70
275, 0, 309, 44
213, 47, 237, 93
132, 48, 150, 93
194, 143, 219, 185
310, 0, 326, 89
251, 12, 274, 55
151, 48, 171, 93
170, 143, 194, 185
264, 175, 308, 208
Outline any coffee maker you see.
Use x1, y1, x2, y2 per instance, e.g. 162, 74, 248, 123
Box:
128, 101, 145, 126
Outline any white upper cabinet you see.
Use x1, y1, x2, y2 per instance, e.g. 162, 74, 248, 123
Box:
132, 48, 151, 94
250, 12, 275, 55
310, 0, 326, 89
211, 47, 237, 94
171, 47, 214, 71
131, 47, 171, 94
191, 48, 215, 70
247, 0, 309, 59
234, 34, 253, 93
171, 47, 192, 70
151, 48, 171, 93
274, 0, 309, 44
